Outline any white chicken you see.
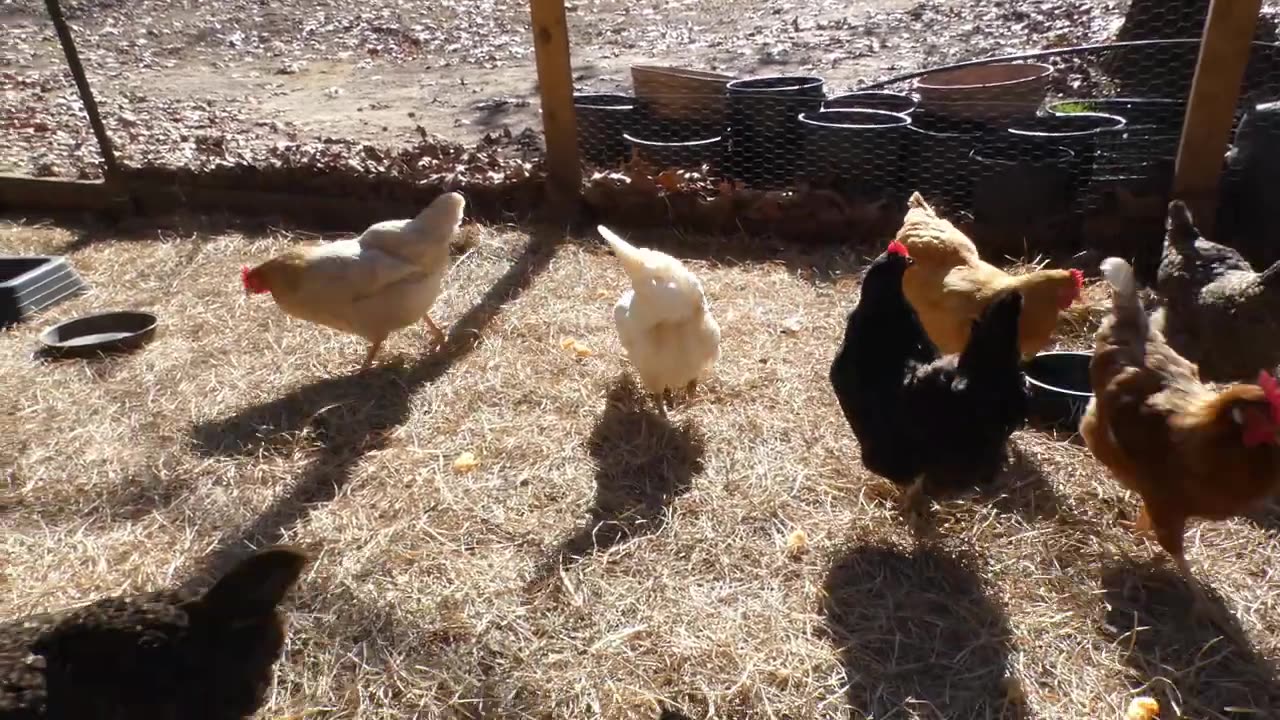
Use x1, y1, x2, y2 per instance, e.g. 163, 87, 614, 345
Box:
242, 192, 466, 369
599, 225, 721, 415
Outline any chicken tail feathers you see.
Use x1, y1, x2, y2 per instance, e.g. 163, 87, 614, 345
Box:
958, 289, 1023, 376
599, 224, 653, 282
406, 192, 467, 237
1101, 256, 1146, 332
1165, 200, 1199, 250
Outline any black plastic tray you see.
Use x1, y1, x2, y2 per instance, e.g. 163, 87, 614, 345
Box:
1, 256, 88, 328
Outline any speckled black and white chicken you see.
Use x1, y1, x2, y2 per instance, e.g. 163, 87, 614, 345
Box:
1155, 199, 1280, 382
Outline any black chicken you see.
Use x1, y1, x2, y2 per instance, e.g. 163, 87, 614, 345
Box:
829, 240, 1028, 511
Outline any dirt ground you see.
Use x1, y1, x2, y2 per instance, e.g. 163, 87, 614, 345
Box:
2, 215, 1279, 718
0, 0, 1128, 179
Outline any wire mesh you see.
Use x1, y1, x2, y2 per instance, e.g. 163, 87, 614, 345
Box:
574, 1, 1280, 262
7, 0, 1280, 257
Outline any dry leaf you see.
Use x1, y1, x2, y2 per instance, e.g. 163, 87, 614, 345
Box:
785, 529, 808, 557
560, 337, 594, 357
452, 451, 479, 473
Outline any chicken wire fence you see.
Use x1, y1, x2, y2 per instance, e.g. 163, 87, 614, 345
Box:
572, 0, 1280, 263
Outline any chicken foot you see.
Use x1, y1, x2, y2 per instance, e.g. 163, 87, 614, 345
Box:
899, 474, 927, 517
1143, 505, 1251, 647
361, 340, 384, 370
424, 315, 447, 348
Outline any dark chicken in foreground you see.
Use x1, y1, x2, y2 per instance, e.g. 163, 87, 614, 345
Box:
830, 240, 1028, 512
0, 547, 307, 720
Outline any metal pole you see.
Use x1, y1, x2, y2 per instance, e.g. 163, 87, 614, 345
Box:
44, 0, 120, 179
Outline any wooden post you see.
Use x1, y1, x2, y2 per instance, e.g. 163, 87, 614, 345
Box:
1173, 0, 1262, 234
529, 0, 581, 206
45, 0, 120, 180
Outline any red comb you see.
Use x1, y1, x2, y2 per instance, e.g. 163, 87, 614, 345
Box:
240, 266, 251, 287
1069, 268, 1084, 289
1258, 370, 1280, 422
886, 240, 909, 258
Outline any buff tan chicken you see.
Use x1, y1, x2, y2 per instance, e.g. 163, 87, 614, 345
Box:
242, 192, 466, 368
897, 192, 1083, 359
599, 225, 721, 416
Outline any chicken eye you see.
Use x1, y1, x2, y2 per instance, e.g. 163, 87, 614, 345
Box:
1233, 406, 1246, 425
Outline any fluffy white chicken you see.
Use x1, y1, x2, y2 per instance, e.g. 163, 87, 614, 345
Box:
599, 225, 721, 414
242, 192, 466, 369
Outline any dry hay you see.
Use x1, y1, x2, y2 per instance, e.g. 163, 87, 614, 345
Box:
1, 216, 1279, 720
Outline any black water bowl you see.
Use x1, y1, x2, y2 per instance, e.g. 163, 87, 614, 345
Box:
1024, 351, 1093, 432
624, 133, 724, 171
823, 90, 917, 115
39, 310, 158, 359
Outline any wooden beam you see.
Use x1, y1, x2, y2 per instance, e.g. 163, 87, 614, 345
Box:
44, 0, 120, 180
1173, 0, 1262, 235
0, 174, 128, 213
529, 0, 581, 205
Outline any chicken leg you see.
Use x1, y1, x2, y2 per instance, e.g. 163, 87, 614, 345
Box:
362, 340, 383, 370
1150, 509, 1249, 647
424, 315, 447, 348
900, 474, 927, 516
657, 389, 671, 418
685, 379, 699, 401
1173, 554, 1249, 647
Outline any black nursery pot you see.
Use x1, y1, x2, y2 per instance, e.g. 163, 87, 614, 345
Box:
623, 132, 724, 171
906, 112, 996, 211
798, 109, 913, 193
971, 140, 1075, 226
1008, 112, 1126, 203
1048, 98, 1185, 182
1047, 98, 1185, 131
823, 90, 918, 115
575, 93, 636, 167
726, 75, 826, 188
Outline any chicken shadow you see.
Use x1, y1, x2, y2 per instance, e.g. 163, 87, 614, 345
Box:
1100, 560, 1280, 715
822, 544, 1028, 719
977, 441, 1063, 525
180, 225, 564, 586
529, 376, 704, 588
892, 444, 1062, 536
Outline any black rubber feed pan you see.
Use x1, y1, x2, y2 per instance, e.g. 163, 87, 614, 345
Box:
1024, 351, 1093, 433
39, 311, 158, 359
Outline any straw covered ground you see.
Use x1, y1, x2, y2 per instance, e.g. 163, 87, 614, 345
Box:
1, 216, 1279, 719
